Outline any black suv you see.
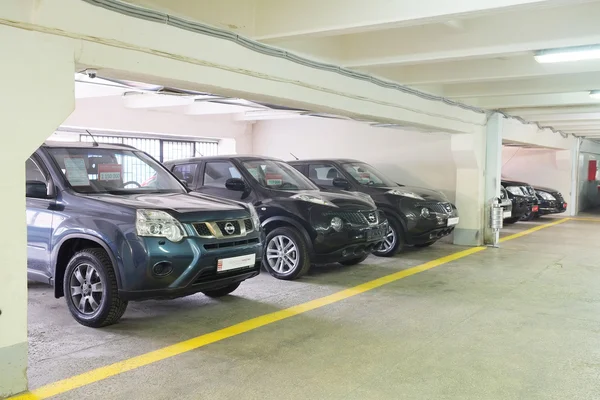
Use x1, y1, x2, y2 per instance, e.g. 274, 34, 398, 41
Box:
27, 142, 262, 327
288, 159, 459, 256
164, 156, 388, 280
501, 180, 537, 224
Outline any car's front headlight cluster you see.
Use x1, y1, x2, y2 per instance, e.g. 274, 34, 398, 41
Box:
136, 209, 187, 242
291, 193, 338, 207
247, 203, 261, 230
386, 189, 424, 200
420, 207, 431, 218
537, 191, 556, 201
330, 216, 344, 232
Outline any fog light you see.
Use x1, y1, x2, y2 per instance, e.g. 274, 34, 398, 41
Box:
152, 261, 173, 277
330, 216, 343, 232
421, 208, 431, 218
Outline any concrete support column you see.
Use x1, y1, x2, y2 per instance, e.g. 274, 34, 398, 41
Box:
0, 25, 74, 397
451, 129, 486, 246
483, 113, 503, 245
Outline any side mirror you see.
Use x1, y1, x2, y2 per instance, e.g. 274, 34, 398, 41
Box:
225, 178, 247, 192
26, 180, 50, 198
332, 177, 351, 190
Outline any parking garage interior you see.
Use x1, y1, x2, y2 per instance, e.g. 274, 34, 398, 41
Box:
3, 0, 600, 399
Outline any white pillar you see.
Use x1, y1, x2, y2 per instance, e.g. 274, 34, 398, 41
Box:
483, 113, 503, 245
0, 25, 74, 397
451, 129, 486, 246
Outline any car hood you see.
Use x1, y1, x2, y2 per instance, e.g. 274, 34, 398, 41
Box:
275, 189, 375, 210
86, 192, 248, 221
373, 186, 448, 202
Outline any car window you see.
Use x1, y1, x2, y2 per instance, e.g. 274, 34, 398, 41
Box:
26, 157, 46, 182
47, 147, 185, 194
203, 161, 242, 188
342, 162, 396, 187
172, 163, 198, 186
308, 164, 343, 187
242, 160, 317, 191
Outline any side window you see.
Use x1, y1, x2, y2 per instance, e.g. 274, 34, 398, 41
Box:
203, 161, 242, 188
308, 164, 343, 187
172, 163, 198, 186
26, 157, 46, 183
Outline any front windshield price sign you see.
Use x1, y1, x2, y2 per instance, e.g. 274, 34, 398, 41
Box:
98, 164, 122, 181
265, 173, 283, 186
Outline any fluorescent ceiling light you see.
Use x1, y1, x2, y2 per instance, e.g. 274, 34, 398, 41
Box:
590, 91, 600, 100
535, 45, 600, 63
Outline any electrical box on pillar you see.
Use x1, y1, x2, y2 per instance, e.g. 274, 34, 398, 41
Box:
489, 198, 503, 247
588, 160, 598, 181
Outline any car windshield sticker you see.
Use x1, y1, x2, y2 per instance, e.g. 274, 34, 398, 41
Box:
98, 164, 122, 181
265, 173, 283, 186
64, 157, 90, 186
358, 172, 371, 184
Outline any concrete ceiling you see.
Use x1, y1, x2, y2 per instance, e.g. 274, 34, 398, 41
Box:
122, 0, 600, 139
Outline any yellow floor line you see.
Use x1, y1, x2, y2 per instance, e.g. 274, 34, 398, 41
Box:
499, 218, 569, 243
11, 218, 568, 400
568, 217, 600, 223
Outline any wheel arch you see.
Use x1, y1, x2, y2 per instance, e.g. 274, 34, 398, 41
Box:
261, 216, 314, 254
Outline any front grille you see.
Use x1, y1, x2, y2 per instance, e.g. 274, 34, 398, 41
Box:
194, 223, 213, 237
244, 219, 253, 231
327, 210, 380, 226
419, 202, 453, 215
204, 237, 260, 250
216, 220, 242, 236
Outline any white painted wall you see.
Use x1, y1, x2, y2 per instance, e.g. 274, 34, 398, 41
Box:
60, 96, 254, 154
502, 146, 574, 214
252, 118, 457, 201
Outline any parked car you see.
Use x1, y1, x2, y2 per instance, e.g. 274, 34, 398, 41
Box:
499, 186, 513, 220
288, 159, 459, 256
164, 156, 388, 280
501, 180, 537, 224
27, 142, 263, 327
534, 186, 567, 217
518, 184, 541, 221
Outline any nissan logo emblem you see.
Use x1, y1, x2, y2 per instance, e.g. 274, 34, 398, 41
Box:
368, 213, 376, 223
224, 222, 236, 235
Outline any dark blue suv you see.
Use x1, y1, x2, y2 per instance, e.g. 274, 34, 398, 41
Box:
26, 142, 263, 327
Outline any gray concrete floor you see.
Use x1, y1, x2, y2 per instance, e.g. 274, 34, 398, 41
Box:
27, 217, 600, 400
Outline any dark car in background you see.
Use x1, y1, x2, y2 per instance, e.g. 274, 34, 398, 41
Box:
288, 159, 459, 256
534, 186, 567, 217
27, 142, 262, 327
501, 180, 537, 224
164, 156, 388, 280
500, 186, 513, 220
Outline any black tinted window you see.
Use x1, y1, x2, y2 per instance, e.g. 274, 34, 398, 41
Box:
308, 164, 342, 187
203, 161, 242, 188
172, 164, 197, 186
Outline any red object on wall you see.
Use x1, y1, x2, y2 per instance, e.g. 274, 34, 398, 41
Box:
588, 160, 598, 181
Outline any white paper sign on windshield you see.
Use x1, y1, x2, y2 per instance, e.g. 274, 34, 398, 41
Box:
64, 157, 90, 186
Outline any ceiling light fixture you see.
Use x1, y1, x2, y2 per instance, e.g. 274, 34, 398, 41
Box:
535, 45, 600, 63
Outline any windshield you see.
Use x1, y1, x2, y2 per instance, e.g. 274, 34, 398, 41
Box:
506, 186, 525, 196
47, 147, 185, 194
342, 162, 397, 187
242, 160, 317, 191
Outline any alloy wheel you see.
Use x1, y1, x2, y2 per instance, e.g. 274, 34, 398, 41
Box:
376, 225, 397, 254
69, 263, 104, 315
266, 235, 299, 275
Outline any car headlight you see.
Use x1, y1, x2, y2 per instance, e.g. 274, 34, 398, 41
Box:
330, 217, 343, 232
420, 207, 431, 218
537, 191, 556, 201
386, 189, 424, 200
291, 194, 337, 207
247, 203, 261, 230
136, 209, 186, 242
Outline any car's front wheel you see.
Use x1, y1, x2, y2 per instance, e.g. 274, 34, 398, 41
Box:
263, 227, 311, 280
63, 248, 128, 328
372, 218, 404, 257
202, 283, 241, 298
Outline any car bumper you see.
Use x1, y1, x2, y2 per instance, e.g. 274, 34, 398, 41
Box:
538, 200, 567, 215
311, 221, 388, 263
405, 213, 459, 245
119, 236, 263, 300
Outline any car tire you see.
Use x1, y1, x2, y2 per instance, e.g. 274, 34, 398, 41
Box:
63, 248, 128, 328
372, 217, 404, 257
339, 254, 369, 266
414, 241, 436, 248
504, 217, 520, 224
263, 227, 311, 280
202, 283, 241, 298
